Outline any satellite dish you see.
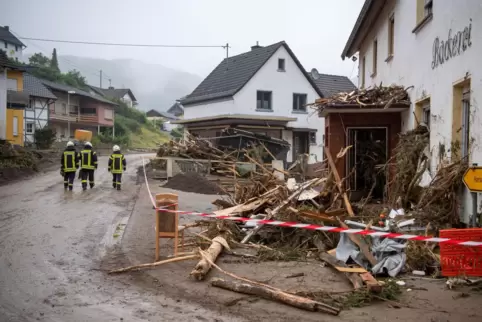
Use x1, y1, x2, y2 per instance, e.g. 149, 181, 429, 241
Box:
311, 68, 320, 80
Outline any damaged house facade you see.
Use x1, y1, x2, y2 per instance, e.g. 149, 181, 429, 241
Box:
176, 41, 355, 164
341, 0, 482, 222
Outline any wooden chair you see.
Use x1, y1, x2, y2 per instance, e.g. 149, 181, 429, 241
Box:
155, 193, 185, 261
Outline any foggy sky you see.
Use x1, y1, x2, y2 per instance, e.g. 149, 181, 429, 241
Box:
1, 0, 363, 81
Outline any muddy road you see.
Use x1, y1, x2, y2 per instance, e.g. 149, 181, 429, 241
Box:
0, 155, 239, 322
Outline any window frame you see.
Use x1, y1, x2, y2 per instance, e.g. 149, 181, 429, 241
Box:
278, 58, 286, 72
461, 90, 471, 158
256, 91, 273, 111
292, 93, 307, 112
13, 116, 18, 136
26, 122, 34, 134
361, 56, 366, 88
309, 131, 317, 145
371, 39, 378, 77
413, 0, 433, 33
422, 101, 431, 129
387, 13, 395, 61
4, 41, 7, 49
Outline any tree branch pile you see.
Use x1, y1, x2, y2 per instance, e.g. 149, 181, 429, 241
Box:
312, 84, 411, 115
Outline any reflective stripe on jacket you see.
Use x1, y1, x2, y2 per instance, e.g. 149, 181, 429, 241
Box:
62, 151, 78, 172
80, 149, 98, 170
109, 153, 126, 174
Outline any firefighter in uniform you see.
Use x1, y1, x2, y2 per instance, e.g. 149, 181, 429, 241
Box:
79, 141, 98, 190
61, 141, 79, 191
108, 145, 126, 190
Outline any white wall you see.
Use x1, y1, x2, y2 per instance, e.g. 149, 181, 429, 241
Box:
24, 97, 49, 144
184, 45, 324, 163
356, 0, 482, 223
2, 42, 23, 61
122, 93, 133, 108
0, 70, 6, 139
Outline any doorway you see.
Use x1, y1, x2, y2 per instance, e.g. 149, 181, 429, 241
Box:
347, 127, 388, 200
292, 132, 309, 161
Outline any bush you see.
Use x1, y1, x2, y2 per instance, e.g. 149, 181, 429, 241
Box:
34, 127, 57, 149
113, 100, 147, 124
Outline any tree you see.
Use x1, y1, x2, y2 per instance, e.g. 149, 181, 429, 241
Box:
50, 48, 60, 72
29, 53, 50, 67
61, 69, 87, 89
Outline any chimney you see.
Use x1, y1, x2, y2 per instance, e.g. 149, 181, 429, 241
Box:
251, 41, 262, 51
4, 26, 9, 31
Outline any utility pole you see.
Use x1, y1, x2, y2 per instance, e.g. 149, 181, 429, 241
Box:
108, 79, 112, 87
100, 70, 102, 88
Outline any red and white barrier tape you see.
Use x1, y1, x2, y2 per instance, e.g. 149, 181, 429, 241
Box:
141, 157, 482, 248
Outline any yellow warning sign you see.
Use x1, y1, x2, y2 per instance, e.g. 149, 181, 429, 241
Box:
463, 167, 482, 192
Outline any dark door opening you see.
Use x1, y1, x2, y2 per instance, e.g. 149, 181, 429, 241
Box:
292, 132, 309, 161
347, 128, 388, 201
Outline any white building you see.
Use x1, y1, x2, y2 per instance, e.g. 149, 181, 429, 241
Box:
88, 85, 138, 108
177, 41, 355, 164
0, 26, 25, 61
342, 0, 481, 223
23, 73, 57, 145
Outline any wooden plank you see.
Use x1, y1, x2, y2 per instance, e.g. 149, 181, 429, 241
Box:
335, 266, 367, 273
318, 252, 363, 290
338, 220, 378, 267
360, 272, 382, 293
323, 147, 355, 217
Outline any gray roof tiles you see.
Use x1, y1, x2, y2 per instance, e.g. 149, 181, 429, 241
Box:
0, 26, 25, 47
40, 79, 118, 106
23, 73, 57, 99
311, 73, 357, 98
181, 41, 324, 105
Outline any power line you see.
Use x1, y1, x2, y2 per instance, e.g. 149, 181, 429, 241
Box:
17, 36, 228, 48
11, 30, 113, 85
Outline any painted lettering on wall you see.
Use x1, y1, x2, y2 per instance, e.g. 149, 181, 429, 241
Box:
432, 19, 472, 69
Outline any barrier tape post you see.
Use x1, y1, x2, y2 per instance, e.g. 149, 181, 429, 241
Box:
141, 157, 482, 248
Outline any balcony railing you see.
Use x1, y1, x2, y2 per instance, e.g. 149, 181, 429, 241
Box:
7, 89, 29, 107
50, 110, 99, 124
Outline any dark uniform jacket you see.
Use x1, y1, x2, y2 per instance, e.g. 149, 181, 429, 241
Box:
109, 152, 126, 174
79, 147, 98, 170
61, 147, 80, 172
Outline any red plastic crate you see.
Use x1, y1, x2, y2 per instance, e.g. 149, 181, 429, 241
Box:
440, 228, 482, 277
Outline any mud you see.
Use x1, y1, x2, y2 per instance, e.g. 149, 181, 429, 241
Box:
122, 178, 482, 322
0, 154, 237, 322
163, 172, 225, 195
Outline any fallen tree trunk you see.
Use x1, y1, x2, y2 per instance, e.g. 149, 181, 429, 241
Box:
108, 255, 199, 274
190, 236, 229, 280
210, 278, 340, 315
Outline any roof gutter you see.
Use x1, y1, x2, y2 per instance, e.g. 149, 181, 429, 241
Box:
341, 0, 374, 60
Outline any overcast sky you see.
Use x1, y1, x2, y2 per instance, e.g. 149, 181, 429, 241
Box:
1, 0, 363, 80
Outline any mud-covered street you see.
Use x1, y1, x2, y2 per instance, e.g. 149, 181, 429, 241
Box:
0, 154, 238, 322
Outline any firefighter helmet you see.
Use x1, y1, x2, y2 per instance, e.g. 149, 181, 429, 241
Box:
84, 141, 92, 147
67, 141, 74, 147
113, 145, 120, 152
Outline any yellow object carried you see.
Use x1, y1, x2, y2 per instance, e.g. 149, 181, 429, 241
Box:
74, 129, 92, 142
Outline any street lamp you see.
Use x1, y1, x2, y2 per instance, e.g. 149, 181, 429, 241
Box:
67, 90, 75, 139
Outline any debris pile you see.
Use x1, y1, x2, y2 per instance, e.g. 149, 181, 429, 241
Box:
163, 172, 226, 195
0, 140, 40, 184
313, 84, 412, 114
117, 103, 472, 314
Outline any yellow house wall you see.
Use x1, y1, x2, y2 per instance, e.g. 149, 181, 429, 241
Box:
5, 109, 24, 145
7, 70, 24, 90
5, 70, 25, 146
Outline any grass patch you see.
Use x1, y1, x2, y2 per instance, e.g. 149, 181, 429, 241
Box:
130, 126, 170, 149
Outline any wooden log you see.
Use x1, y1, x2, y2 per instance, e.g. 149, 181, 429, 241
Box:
210, 278, 340, 315
190, 236, 228, 280
108, 255, 199, 274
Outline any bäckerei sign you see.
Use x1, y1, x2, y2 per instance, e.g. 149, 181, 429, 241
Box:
432, 19, 472, 69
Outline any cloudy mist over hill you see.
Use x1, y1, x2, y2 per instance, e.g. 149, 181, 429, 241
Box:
57, 55, 202, 111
